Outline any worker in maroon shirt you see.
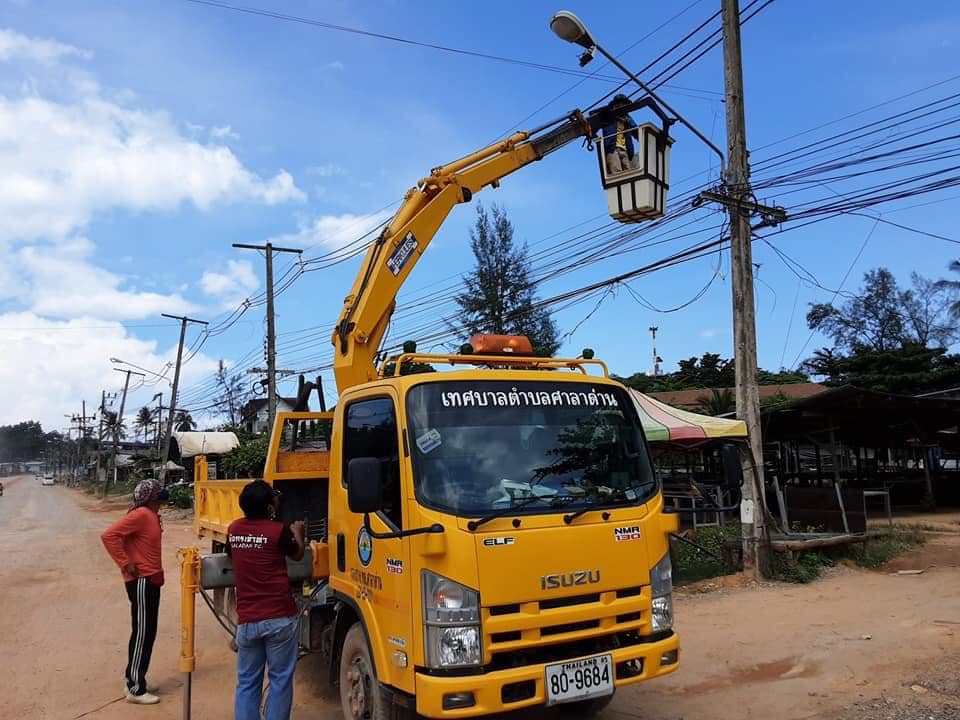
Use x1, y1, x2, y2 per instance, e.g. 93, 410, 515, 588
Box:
228, 480, 305, 720
101, 478, 169, 705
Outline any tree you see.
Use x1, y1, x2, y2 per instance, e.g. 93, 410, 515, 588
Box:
134, 406, 154, 443
0, 421, 48, 462
694, 388, 735, 416
175, 411, 197, 431
934, 259, 960, 318
807, 268, 958, 353
806, 268, 906, 352
803, 342, 960, 394
103, 411, 127, 440
454, 204, 560, 355
214, 360, 250, 427
616, 354, 808, 394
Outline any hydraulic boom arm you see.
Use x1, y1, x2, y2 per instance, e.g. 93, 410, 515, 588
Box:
331, 100, 654, 393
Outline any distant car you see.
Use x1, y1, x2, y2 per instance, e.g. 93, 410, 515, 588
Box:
41, 473, 54, 486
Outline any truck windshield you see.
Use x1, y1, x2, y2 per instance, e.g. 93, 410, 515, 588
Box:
406, 380, 657, 517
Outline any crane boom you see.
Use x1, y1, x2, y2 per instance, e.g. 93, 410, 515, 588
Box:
331, 100, 660, 393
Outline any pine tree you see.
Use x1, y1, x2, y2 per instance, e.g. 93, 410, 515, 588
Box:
454, 204, 560, 355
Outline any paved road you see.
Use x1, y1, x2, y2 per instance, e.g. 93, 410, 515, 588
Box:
2, 474, 959, 720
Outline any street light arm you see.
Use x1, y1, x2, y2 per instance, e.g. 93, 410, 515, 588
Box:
591, 43, 725, 167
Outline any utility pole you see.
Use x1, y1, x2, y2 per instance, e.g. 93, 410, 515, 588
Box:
649, 326, 661, 377
233, 242, 302, 431
152, 392, 163, 454
94, 390, 108, 489
106, 368, 145, 495
159, 314, 209, 483
721, 0, 769, 577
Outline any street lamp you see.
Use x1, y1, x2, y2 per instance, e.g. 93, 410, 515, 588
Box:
110, 357, 173, 385
549, 10, 724, 165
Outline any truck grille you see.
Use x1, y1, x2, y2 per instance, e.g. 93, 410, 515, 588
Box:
482, 586, 651, 667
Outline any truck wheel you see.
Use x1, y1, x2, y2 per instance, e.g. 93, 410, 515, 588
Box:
339, 623, 390, 720
556, 693, 614, 716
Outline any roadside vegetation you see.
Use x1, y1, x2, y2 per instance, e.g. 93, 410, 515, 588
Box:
671, 523, 927, 585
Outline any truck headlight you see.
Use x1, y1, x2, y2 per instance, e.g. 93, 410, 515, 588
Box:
650, 552, 673, 632
422, 571, 482, 668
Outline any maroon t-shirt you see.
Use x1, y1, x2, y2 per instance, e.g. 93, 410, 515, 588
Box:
227, 518, 300, 624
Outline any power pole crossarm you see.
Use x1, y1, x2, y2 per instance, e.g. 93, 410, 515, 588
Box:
233, 243, 302, 431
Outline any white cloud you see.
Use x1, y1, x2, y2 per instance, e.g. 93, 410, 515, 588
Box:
0, 27, 92, 65
307, 163, 346, 177
0, 312, 218, 429
200, 259, 259, 302
5, 237, 198, 320
0, 64, 305, 244
211, 124, 240, 141
270, 211, 393, 252
321, 61, 344, 72
700, 328, 722, 338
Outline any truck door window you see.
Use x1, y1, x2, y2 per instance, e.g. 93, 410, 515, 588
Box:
343, 397, 403, 530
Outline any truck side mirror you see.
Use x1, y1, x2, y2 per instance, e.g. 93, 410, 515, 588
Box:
347, 457, 383, 514
720, 443, 744, 491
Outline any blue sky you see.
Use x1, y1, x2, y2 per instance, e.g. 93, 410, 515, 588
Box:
2, 0, 959, 430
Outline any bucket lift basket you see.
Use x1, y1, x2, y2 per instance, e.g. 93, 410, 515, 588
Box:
591, 98, 674, 223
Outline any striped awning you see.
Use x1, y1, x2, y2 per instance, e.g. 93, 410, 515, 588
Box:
630, 389, 747, 443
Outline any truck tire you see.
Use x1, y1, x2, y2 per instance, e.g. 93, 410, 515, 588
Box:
339, 623, 413, 720
556, 693, 614, 716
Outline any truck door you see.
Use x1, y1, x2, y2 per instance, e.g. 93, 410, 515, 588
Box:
330, 390, 415, 692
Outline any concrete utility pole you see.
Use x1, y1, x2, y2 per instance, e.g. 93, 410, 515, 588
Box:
159, 314, 209, 483
93, 390, 111, 489
152, 392, 163, 454
232, 243, 302, 431
107, 368, 145, 495
649, 326, 661, 377
722, 0, 768, 577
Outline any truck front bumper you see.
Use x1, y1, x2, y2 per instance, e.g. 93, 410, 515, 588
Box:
414, 632, 679, 718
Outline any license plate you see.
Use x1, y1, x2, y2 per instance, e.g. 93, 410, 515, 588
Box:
545, 654, 614, 706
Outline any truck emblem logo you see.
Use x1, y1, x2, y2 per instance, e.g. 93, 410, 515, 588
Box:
483, 537, 515, 547
540, 570, 601, 590
615, 526, 641, 542
357, 527, 373, 567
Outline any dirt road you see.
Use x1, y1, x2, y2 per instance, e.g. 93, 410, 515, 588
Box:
1, 474, 959, 720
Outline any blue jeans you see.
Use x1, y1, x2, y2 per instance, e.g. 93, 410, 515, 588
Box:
235, 615, 299, 720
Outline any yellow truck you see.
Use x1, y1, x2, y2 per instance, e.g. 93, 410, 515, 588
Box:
180, 96, 740, 718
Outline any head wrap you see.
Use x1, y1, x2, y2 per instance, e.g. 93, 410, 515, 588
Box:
131, 478, 168, 509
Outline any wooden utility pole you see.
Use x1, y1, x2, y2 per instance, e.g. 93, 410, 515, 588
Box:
232, 243, 302, 431
722, 0, 768, 576
159, 314, 208, 482
106, 368, 144, 495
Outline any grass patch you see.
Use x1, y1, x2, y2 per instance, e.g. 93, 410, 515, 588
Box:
106, 479, 137, 496
767, 551, 835, 584
852, 529, 925, 569
671, 524, 742, 583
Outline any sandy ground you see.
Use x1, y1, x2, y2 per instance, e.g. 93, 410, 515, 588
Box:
1, 473, 959, 720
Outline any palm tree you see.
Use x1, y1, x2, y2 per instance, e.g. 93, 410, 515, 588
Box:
694, 388, 736, 416
104, 411, 128, 439
134, 406, 154, 443
175, 411, 197, 431
936, 260, 960, 317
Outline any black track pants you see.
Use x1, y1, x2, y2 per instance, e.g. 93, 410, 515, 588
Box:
124, 577, 161, 695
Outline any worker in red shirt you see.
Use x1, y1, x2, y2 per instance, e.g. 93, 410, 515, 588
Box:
100, 478, 168, 705
228, 480, 305, 720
